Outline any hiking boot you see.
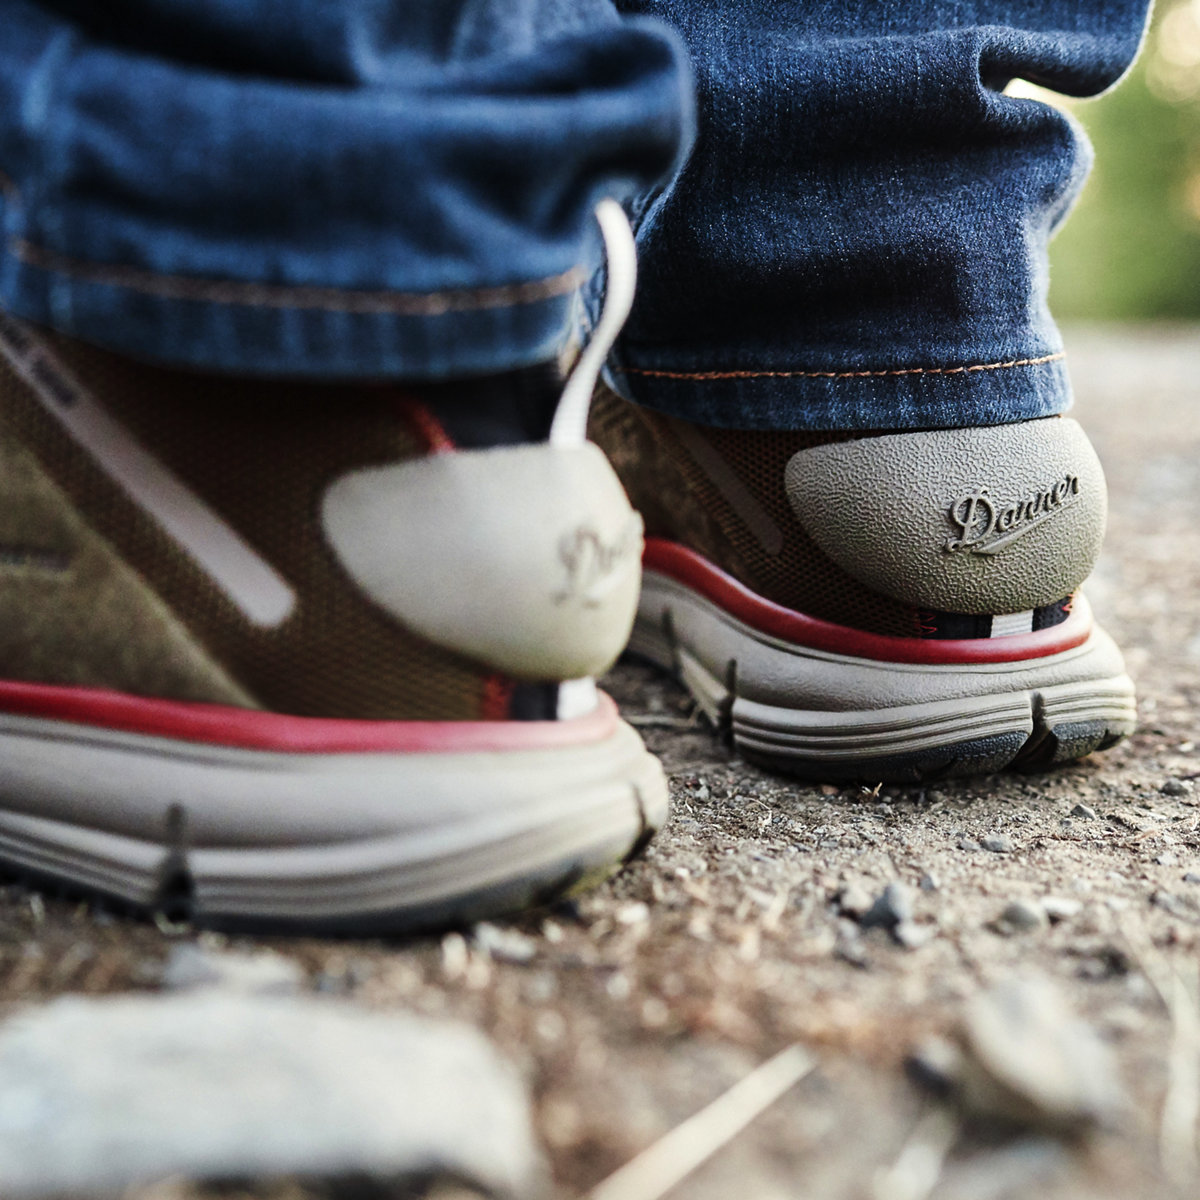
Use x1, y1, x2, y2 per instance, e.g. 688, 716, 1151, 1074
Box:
0, 290, 666, 930
590, 387, 1136, 782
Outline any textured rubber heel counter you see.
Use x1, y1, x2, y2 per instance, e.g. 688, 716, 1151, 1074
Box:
784, 418, 1106, 615
322, 442, 643, 680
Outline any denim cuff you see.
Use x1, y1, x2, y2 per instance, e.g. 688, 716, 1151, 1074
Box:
1, 231, 585, 379
611, 350, 1072, 431
0, 0, 690, 380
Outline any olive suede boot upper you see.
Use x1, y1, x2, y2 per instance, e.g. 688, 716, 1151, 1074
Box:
0, 310, 667, 932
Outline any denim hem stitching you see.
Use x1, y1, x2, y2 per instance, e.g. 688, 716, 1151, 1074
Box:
8, 236, 584, 315
618, 353, 1066, 381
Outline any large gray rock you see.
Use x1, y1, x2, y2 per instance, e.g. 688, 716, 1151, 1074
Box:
957, 978, 1123, 1133
0, 994, 543, 1199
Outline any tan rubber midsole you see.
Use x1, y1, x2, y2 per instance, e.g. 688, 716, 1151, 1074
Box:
633, 572, 1136, 757
0, 714, 666, 919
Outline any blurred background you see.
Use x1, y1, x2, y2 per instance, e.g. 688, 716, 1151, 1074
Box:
1045, 0, 1200, 319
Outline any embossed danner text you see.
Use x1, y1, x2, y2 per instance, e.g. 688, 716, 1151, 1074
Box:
555, 515, 643, 606
554, 516, 643, 609
945, 474, 1080, 556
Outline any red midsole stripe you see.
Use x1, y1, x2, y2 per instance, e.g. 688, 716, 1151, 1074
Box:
643, 539, 1092, 665
0, 680, 618, 753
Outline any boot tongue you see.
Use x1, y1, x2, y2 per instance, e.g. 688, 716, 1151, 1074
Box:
417, 197, 638, 451
414, 360, 563, 448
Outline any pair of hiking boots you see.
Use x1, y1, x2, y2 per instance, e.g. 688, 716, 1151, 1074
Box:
0, 257, 1135, 933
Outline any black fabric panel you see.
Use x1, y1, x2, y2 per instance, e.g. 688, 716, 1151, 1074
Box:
424, 362, 563, 448
509, 683, 560, 721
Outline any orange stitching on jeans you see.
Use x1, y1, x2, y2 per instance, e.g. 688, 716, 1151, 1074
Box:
9, 237, 584, 315
617, 352, 1066, 381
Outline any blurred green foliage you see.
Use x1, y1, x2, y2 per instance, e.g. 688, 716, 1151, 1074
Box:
1049, 0, 1200, 319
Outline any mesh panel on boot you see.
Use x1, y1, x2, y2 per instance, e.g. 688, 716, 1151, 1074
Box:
0, 335, 508, 720
590, 387, 923, 637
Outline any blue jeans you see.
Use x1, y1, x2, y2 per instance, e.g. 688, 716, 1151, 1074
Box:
0, 0, 1149, 430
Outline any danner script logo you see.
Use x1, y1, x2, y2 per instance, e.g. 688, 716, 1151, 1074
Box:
945, 474, 1080, 556
555, 516, 642, 607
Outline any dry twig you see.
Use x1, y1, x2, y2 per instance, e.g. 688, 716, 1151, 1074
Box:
1116, 917, 1200, 1190
871, 1108, 959, 1200
588, 1043, 816, 1200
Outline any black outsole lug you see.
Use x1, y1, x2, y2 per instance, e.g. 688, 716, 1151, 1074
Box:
1013, 719, 1119, 773
628, 639, 1132, 787
715, 660, 738, 746
739, 720, 1133, 786
741, 731, 1029, 786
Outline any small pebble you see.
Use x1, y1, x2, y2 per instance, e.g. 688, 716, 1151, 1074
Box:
995, 900, 1047, 934
524, 972, 557, 1004
1069, 803, 1097, 820
615, 902, 650, 926
861, 882, 914, 930
605, 973, 631, 1001
1151, 890, 1199, 921
835, 916, 860, 939
1162, 779, 1193, 797
312, 960, 373, 995
1183, 872, 1200, 885
1073, 942, 1130, 979
907, 1035, 963, 1097
981, 835, 1014, 854
957, 838, 981, 852
893, 921, 936, 950
640, 998, 669, 1028
919, 873, 940, 893
1042, 897, 1083, 923
160, 945, 303, 996
837, 885, 874, 919
473, 923, 538, 965
834, 935, 870, 970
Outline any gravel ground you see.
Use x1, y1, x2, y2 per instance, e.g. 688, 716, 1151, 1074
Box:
0, 325, 1197, 1200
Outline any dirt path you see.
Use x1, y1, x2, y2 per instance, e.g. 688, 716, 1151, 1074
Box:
1, 325, 1197, 1200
